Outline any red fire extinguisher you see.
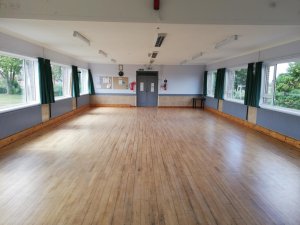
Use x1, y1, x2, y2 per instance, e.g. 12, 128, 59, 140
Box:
130, 81, 136, 91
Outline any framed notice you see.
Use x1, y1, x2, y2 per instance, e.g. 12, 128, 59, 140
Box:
99, 76, 112, 89
112, 77, 129, 90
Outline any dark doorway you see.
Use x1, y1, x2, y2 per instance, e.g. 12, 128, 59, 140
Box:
136, 71, 158, 107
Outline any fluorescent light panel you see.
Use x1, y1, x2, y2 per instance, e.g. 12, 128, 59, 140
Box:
192, 52, 204, 60
151, 51, 159, 58
180, 60, 187, 65
73, 31, 90, 46
155, 33, 167, 47
98, 50, 108, 57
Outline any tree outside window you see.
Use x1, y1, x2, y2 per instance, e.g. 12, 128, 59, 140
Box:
225, 67, 247, 102
262, 62, 300, 111
0, 54, 38, 110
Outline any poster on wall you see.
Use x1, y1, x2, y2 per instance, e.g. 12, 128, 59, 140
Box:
112, 77, 129, 90
98, 76, 112, 89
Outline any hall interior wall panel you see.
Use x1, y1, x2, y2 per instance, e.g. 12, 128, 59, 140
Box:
50, 98, 73, 118
77, 94, 90, 108
0, 105, 42, 139
90, 95, 136, 107
158, 95, 198, 107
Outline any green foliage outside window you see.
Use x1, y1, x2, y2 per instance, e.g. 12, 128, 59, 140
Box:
275, 63, 300, 110
52, 65, 63, 97
0, 56, 23, 95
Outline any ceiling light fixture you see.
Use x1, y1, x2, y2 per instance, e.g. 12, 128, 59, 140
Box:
155, 33, 167, 47
215, 35, 239, 49
73, 31, 90, 46
98, 50, 108, 57
151, 51, 159, 58
192, 52, 204, 60
180, 60, 187, 65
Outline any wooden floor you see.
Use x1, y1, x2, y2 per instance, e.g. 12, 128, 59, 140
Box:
0, 108, 300, 225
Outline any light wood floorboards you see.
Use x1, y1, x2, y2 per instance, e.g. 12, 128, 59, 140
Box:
0, 108, 300, 225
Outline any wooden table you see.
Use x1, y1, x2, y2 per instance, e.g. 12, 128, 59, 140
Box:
192, 96, 206, 109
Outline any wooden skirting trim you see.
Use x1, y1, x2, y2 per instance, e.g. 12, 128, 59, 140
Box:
0, 105, 90, 149
90, 104, 134, 108
158, 106, 193, 108
206, 107, 300, 149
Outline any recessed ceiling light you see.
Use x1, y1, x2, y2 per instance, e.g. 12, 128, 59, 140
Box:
155, 33, 167, 47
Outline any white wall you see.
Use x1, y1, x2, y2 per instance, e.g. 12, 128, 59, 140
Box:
89, 64, 205, 95
206, 40, 300, 70
0, 32, 88, 68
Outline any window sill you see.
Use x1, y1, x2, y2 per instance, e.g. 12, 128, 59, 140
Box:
224, 98, 244, 105
80, 93, 89, 96
259, 104, 300, 117
0, 102, 40, 114
54, 96, 72, 101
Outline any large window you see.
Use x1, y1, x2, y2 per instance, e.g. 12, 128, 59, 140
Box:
224, 66, 247, 103
207, 71, 217, 97
79, 68, 89, 95
0, 53, 39, 111
51, 63, 71, 99
261, 61, 300, 111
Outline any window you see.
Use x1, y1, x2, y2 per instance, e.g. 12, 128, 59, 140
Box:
207, 71, 217, 97
79, 68, 89, 95
261, 61, 300, 112
0, 52, 39, 111
51, 63, 71, 99
224, 66, 247, 103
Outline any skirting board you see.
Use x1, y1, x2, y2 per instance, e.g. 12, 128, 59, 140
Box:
0, 105, 90, 150
158, 106, 193, 108
206, 107, 300, 149
91, 105, 192, 108
90, 104, 134, 107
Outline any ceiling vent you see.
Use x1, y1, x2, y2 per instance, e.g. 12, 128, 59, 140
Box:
151, 51, 159, 58
155, 33, 167, 47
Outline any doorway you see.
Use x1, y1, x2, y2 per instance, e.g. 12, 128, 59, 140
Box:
136, 71, 158, 107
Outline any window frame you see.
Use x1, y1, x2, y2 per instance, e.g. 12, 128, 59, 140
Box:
78, 68, 89, 95
51, 62, 72, 100
224, 66, 248, 104
0, 51, 40, 113
260, 60, 300, 116
206, 70, 217, 97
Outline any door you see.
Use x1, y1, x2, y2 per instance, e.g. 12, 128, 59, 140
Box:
136, 71, 158, 107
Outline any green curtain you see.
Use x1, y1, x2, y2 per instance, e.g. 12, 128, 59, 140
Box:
88, 69, 96, 95
244, 62, 263, 107
214, 68, 226, 99
203, 71, 208, 96
251, 62, 263, 107
244, 63, 255, 105
38, 57, 55, 104
72, 65, 80, 98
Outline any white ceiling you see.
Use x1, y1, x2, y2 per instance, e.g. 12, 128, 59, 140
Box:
0, 0, 300, 65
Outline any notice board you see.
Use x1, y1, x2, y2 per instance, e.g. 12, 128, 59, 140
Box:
113, 77, 129, 90
99, 76, 112, 89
